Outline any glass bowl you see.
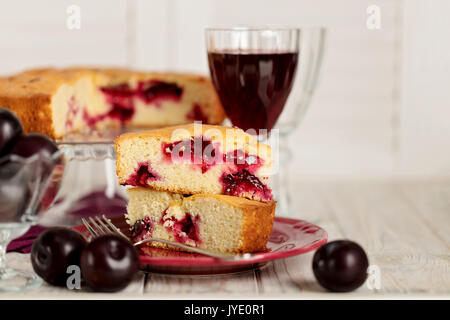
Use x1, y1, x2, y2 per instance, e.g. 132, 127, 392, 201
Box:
0, 150, 63, 292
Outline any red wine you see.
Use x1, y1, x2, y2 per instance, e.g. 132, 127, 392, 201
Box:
208, 51, 298, 132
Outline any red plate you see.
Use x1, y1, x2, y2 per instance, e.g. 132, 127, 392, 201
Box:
74, 216, 327, 275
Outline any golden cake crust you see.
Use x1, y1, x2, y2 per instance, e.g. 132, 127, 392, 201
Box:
0, 67, 225, 139
0, 67, 218, 97
240, 199, 276, 253
0, 68, 91, 139
0, 93, 55, 138
0, 68, 90, 96
115, 123, 257, 142
187, 194, 276, 253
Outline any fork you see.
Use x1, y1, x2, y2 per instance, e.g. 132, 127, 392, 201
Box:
81, 215, 252, 261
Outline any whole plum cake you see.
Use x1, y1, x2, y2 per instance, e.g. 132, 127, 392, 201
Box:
0, 68, 225, 139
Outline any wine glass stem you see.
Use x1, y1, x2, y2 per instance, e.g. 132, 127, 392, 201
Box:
275, 140, 293, 216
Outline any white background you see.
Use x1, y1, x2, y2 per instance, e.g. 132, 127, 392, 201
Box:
0, 0, 449, 178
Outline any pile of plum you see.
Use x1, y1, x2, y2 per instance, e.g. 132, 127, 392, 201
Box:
0, 108, 59, 221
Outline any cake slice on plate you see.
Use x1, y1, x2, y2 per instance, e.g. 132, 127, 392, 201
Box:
0, 67, 224, 139
115, 124, 273, 202
126, 187, 276, 253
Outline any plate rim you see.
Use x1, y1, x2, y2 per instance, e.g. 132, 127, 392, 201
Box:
74, 216, 327, 267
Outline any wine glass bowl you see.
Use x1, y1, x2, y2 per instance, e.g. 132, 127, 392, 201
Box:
206, 27, 300, 133
276, 27, 327, 136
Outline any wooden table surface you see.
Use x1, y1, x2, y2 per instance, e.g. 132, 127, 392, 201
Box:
5, 178, 450, 298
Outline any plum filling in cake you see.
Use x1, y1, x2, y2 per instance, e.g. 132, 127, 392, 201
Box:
124, 162, 160, 187
162, 136, 219, 173
186, 104, 208, 123
160, 210, 201, 245
101, 80, 183, 111
99, 83, 135, 124
80, 84, 135, 128
107, 103, 135, 122
220, 169, 273, 201
82, 80, 184, 128
136, 80, 183, 105
100, 83, 135, 100
160, 136, 272, 200
221, 150, 272, 201
65, 96, 80, 130
161, 137, 270, 196
130, 216, 153, 243
82, 105, 134, 128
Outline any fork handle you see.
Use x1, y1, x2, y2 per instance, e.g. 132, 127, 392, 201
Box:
133, 237, 244, 260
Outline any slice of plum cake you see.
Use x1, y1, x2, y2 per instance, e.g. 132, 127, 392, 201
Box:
126, 187, 276, 253
115, 124, 273, 202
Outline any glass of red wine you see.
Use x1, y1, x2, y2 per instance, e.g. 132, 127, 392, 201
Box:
206, 27, 299, 134
206, 27, 326, 215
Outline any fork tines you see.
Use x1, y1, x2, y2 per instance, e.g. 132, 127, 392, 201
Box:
81, 215, 128, 239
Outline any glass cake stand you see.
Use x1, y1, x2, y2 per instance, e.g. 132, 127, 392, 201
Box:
39, 129, 129, 227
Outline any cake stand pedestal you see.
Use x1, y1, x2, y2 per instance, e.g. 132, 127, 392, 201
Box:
39, 141, 127, 226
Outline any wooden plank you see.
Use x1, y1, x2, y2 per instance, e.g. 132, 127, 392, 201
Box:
144, 271, 258, 295
257, 181, 348, 294
257, 253, 327, 294
6, 252, 146, 295
397, 180, 450, 246
321, 180, 450, 294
